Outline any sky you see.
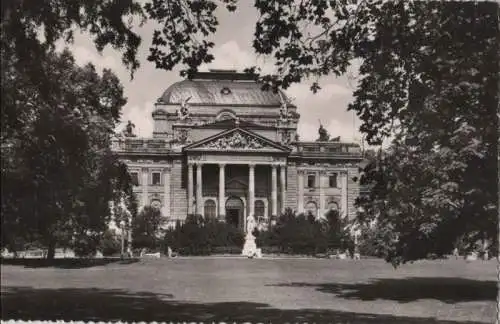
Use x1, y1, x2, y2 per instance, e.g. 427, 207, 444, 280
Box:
62, 2, 365, 143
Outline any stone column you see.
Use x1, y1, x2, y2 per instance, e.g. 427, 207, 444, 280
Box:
196, 163, 203, 216
280, 165, 286, 214
341, 171, 348, 218
297, 170, 305, 213
218, 163, 226, 219
319, 171, 326, 219
162, 167, 170, 218
248, 164, 255, 218
141, 167, 149, 209
187, 163, 194, 214
271, 165, 278, 217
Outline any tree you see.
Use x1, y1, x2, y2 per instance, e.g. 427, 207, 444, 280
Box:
248, 1, 498, 266
1, 48, 130, 258
132, 206, 164, 251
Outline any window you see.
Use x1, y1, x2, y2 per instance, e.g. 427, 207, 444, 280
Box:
307, 175, 316, 188
151, 199, 162, 210
329, 173, 338, 188
130, 172, 139, 186
204, 200, 216, 220
254, 200, 265, 217
152, 172, 161, 185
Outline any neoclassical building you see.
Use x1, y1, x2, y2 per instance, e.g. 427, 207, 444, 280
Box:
112, 70, 363, 231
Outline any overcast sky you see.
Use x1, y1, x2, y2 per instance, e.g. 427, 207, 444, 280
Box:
62, 2, 364, 143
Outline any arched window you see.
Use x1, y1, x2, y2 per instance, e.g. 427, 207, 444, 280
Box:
305, 201, 318, 218
216, 110, 236, 120
204, 200, 216, 220
327, 201, 339, 211
254, 200, 265, 217
150, 199, 162, 210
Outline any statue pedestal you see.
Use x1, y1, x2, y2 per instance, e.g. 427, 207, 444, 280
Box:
241, 234, 261, 258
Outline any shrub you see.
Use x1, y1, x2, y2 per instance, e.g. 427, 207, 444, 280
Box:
256, 208, 353, 255
99, 230, 121, 256
163, 215, 244, 255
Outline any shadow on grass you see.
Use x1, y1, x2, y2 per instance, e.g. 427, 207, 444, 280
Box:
269, 277, 496, 303
0, 258, 140, 269
0, 286, 488, 323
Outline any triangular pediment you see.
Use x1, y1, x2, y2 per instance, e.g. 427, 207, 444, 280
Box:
184, 128, 290, 152
226, 179, 247, 190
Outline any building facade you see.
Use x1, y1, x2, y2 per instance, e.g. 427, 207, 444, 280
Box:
112, 70, 363, 232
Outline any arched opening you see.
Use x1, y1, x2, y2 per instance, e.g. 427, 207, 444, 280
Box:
305, 201, 318, 219
204, 199, 216, 220
225, 196, 244, 229
327, 201, 339, 211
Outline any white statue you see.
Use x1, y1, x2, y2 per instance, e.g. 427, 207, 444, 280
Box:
246, 215, 256, 236
177, 96, 192, 120
242, 214, 261, 258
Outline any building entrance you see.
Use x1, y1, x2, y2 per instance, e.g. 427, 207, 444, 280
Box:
225, 196, 244, 230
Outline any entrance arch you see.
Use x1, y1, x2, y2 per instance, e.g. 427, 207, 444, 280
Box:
225, 196, 244, 230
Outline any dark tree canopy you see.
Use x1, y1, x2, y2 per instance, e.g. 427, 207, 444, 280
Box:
1, 48, 133, 258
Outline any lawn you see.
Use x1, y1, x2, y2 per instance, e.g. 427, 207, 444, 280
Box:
1, 257, 497, 323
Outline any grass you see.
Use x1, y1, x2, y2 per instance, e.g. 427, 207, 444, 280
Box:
1, 257, 497, 323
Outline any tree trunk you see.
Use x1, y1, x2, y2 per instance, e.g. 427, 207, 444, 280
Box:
46, 241, 55, 260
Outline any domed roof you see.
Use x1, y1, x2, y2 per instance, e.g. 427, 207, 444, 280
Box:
158, 70, 293, 107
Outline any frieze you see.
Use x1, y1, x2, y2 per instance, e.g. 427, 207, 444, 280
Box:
200, 131, 265, 150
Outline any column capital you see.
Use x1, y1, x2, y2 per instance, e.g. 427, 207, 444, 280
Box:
218, 162, 226, 168
248, 163, 256, 169
141, 167, 149, 172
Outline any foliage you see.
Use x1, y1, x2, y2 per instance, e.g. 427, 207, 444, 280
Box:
1, 48, 131, 258
99, 229, 122, 257
2, 0, 237, 79
250, 1, 498, 266
132, 206, 165, 251
72, 232, 101, 258
163, 215, 244, 255
256, 208, 352, 255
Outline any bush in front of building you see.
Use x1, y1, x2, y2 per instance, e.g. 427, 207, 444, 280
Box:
255, 208, 353, 256
163, 215, 245, 255
99, 230, 121, 257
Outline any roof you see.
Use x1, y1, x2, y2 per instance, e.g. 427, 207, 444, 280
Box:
158, 70, 294, 107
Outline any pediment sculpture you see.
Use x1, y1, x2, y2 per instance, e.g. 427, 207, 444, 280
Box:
202, 132, 264, 150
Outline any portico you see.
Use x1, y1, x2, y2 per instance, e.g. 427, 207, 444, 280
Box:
186, 158, 287, 232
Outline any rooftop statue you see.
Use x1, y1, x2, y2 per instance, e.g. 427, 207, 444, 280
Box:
278, 92, 288, 121
317, 122, 330, 142
123, 120, 136, 137
177, 96, 192, 120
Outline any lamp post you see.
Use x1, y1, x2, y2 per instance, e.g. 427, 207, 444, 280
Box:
126, 209, 132, 256
120, 220, 125, 258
